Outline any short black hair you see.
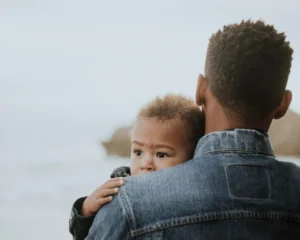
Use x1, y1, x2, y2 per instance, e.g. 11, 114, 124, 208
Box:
205, 20, 293, 118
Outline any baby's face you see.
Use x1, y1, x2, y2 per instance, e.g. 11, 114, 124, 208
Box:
130, 117, 191, 176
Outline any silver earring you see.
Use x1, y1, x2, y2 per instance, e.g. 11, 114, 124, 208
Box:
199, 105, 203, 112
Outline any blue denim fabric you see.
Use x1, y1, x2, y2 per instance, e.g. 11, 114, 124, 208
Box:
86, 129, 300, 240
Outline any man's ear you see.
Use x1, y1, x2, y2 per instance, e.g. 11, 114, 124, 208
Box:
273, 90, 292, 119
195, 74, 208, 106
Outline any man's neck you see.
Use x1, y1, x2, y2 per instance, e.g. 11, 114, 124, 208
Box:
204, 101, 273, 134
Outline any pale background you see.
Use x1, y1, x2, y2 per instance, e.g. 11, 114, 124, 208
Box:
0, 1, 299, 239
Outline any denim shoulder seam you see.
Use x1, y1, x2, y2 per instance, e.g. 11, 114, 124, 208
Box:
131, 210, 300, 237
118, 185, 137, 231
195, 149, 275, 158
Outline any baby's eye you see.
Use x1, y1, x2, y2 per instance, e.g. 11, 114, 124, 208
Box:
156, 152, 168, 158
134, 150, 142, 156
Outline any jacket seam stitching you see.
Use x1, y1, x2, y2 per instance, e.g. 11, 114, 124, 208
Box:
130, 210, 300, 237
195, 150, 275, 158
118, 186, 137, 231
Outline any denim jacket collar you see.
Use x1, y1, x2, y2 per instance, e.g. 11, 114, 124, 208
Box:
194, 128, 275, 158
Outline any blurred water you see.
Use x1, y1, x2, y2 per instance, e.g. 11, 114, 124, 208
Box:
0, 153, 130, 240
0, 156, 299, 240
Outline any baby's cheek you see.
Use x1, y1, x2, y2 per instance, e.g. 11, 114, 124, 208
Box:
130, 168, 138, 176
130, 160, 140, 176
165, 156, 188, 168
155, 159, 175, 170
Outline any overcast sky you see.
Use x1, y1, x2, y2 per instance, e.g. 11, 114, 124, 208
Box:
1, 0, 299, 163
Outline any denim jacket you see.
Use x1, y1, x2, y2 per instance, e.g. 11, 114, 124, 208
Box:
86, 129, 300, 240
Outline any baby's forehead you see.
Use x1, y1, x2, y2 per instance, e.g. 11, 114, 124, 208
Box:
131, 117, 189, 143
133, 117, 187, 131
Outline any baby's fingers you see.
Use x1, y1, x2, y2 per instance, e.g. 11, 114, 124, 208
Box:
102, 178, 125, 189
98, 188, 120, 198
96, 196, 113, 208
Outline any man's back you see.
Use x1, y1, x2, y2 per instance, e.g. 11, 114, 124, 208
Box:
86, 130, 300, 239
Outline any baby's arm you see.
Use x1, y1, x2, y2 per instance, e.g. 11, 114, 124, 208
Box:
69, 196, 94, 240
69, 178, 125, 240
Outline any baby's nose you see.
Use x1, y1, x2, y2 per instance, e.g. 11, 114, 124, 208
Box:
141, 156, 155, 172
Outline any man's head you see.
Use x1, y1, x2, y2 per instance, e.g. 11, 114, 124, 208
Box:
130, 94, 204, 176
196, 20, 293, 132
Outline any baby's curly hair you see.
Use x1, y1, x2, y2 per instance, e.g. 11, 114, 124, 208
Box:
137, 94, 205, 154
205, 20, 293, 118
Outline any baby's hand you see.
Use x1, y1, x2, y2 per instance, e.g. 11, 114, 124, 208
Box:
81, 177, 125, 217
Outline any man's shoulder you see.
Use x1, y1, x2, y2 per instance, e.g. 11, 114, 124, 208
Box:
124, 156, 219, 187
121, 155, 300, 207
124, 156, 300, 190
118, 157, 225, 223
117, 156, 300, 235
122, 154, 239, 191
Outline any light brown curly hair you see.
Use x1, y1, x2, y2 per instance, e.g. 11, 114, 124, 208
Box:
137, 94, 205, 155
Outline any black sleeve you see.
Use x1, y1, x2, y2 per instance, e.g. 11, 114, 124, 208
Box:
110, 166, 131, 178
69, 197, 95, 240
69, 166, 131, 239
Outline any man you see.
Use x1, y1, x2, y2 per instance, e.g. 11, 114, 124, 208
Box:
86, 20, 300, 239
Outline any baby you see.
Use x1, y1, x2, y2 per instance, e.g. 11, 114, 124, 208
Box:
69, 94, 205, 240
